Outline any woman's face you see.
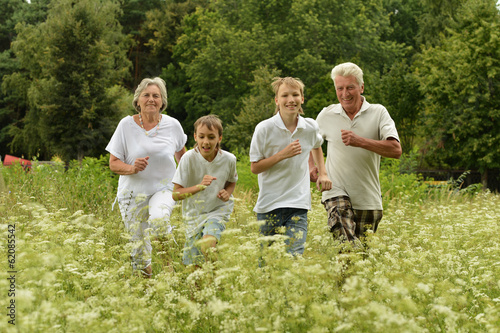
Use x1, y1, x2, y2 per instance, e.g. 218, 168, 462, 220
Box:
138, 84, 162, 114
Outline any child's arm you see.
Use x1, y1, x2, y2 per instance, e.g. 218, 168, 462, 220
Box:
311, 146, 332, 192
217, 181, 236, 202
251, 139, 302, 174
172, 175, 217, 201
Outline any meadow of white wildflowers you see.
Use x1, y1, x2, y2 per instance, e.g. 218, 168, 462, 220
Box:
1, 160, 499, 332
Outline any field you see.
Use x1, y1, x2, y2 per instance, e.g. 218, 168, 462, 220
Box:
1, 156, 499, 332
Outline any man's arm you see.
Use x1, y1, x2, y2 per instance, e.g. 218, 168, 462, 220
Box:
341, 130, 402, 159
308, 152, 319, 182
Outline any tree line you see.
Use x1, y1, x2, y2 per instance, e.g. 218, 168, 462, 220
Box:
0, 0, 498, 183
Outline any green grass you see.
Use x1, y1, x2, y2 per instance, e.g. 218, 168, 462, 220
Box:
1, 158, 499, 332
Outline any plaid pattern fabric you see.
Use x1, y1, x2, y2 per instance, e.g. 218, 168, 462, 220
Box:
323, 196, 383, 242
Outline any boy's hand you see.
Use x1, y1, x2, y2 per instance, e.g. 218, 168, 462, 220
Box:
316, 175, 332, 192
200, 175, 217, 187
217, 189, 230, 202
280, 139, 302, 159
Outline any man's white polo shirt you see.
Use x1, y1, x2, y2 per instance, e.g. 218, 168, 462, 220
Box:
317, 97, 400, 210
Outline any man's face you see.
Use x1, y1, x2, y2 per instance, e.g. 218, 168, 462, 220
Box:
334, 75, 364, 115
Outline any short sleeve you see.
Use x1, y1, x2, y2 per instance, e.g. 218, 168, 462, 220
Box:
105, 118, 127, 161
228, 154, 238, 183
172, 152, 190, 187
170, 117, 188, 152
249, 123, 265, 162
307, 118, 323, 149
379, 108, 400, 142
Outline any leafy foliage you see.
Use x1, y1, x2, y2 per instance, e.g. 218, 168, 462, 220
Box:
0, 0, 498, 181
7, 0, 131, 161
414, 0, 500, 172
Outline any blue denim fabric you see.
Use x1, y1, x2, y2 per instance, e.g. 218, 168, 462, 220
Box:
257, 208, 308, 255
182, 218, 225, 266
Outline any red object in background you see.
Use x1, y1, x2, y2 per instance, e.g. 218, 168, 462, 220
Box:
2, 155, 32, 169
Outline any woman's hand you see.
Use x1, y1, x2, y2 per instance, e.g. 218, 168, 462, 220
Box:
132, 156, 149, 173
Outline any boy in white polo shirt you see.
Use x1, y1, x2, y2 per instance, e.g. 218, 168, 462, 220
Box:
172, 115, 238, 266
249, 77, 332, 256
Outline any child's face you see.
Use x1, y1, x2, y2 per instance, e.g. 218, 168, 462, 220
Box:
275, 83, 304, 116
194, 124, 222, 161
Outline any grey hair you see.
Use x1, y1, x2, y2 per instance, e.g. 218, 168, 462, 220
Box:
331, 62, 364, 88
132, 77, 168, 113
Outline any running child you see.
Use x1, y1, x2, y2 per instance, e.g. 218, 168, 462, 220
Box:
250, 77, 332, 256
172, 115, 238, 266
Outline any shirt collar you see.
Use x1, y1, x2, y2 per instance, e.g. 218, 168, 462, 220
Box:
334, 96, 370, 116
273, 112, 305, 130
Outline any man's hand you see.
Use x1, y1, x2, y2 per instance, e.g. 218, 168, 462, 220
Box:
309, 165, 319, 182
341, 130, 363, 147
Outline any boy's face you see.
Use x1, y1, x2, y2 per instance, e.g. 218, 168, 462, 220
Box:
275, 84, 304, 116
194, 124, 222, 162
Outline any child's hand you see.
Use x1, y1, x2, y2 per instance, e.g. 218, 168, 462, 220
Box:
280, 139, 302, 159
217, 189, 230, 202
316, 175, 332, 192
200, 175, 217, 187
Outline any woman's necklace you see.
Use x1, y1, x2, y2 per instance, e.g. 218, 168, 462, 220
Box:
139, 113, 161, 137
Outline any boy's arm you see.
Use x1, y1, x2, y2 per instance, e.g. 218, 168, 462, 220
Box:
311, 147, 332, 192
172, 175, 217, 201
251, 139, 302, 174
218, 181, 236, 202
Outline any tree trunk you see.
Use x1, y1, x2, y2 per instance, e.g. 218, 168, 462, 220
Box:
481, 169, 488, 190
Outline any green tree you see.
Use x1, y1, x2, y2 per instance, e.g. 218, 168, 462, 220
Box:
416, 0, 468, 47
7, 0, 131, 161
225, 66, 280, 152
119, 0, 204, 88
0, 0, 50, 159
415, 0, 500, 185
167, 0, 401, 143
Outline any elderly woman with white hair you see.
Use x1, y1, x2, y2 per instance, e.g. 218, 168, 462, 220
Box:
106, 77, 187, 278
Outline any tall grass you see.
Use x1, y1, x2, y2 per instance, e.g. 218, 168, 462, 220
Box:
1, 157, 499, 332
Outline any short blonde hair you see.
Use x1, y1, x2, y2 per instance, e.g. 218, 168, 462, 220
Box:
271, 77, 305, 115
193, 115, 223, 149
132, 77, 168, 113
331, 62, 364, 88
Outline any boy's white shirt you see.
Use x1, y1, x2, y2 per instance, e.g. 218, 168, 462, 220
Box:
172, 148, 238, 238
249, 112, 323, 213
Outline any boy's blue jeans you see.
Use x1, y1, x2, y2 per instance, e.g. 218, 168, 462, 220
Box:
257, 208, 308, 255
